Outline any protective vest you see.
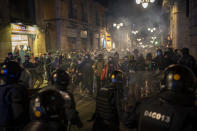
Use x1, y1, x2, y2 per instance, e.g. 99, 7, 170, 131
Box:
138, 97, 196, 131
96, 87, 118, 123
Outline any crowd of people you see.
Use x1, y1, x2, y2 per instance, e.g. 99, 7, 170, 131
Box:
0, 47, 197, 131
2, 47, 197, 96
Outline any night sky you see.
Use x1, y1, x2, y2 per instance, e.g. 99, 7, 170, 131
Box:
95, 0, 165, 28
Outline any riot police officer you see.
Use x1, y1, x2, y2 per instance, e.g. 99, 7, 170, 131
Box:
23, 69, 83, 131
124, 65, 197, 131
0, 61, 29, 131
90, 70, 126, 131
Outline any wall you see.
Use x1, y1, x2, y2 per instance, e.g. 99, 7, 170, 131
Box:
34, 0, 46, 56
189, 0, 197, 59
169, 0, 190, 49
0, 0, 11, 62
0, 24, 12, 62
41, 0, 107, 52
164, 0, 197, 59
33, 29, 46, 56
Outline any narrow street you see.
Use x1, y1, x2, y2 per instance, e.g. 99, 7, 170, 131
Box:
70, 88, 134, 131
72, 89, 95, 131
0, 0, 197, 131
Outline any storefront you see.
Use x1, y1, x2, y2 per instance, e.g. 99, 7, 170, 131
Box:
100, 31, 112, 50
11, 23, 37, 55
106, 33, 112, 50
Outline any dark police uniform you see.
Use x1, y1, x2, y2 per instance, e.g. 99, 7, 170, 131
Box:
124, 65, 197, 131
91, 71, 126, 131
0, 61, 29, 131
124, 92, 197, 131
92, 86, 120, 131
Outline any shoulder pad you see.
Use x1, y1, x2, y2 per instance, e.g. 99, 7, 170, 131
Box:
59, 91, 71, 100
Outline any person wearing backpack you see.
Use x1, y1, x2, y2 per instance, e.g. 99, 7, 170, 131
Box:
0, 61, 29, 131
123, 65, 197, 131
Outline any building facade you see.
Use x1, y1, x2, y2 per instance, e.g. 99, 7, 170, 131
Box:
42, 0, 110, 52
0, 0, 46, 62
163, 0, 197, 59
0, 0, 109, 62
0, 0, 46, 61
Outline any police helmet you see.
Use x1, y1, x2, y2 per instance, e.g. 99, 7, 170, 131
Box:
0, 61, 23, 84
161, 64, 196, 93
52, 69, 70, 87
111, 70, 126, 85
30, 89, 65, 121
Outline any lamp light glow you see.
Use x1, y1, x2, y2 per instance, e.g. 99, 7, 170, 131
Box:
142, 2, 149, 8
150, 0, 155, 3
136, 0, 141, 5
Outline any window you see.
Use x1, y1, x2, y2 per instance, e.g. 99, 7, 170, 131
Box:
81, 0, 88, 22
69, 0, 77, 19
102, 14, 106, 27
96, 12, 100, 26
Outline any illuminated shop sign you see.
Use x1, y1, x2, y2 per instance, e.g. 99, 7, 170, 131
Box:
11, 24, 37, 34
106, 36, 111, 41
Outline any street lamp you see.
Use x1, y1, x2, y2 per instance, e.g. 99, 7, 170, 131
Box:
142, 2, 149, 8
112, 22, 124, 50
113, 23, 124, 29
148, 27, 156, 33
137, 38, 142, 41
132, 30, 138, 35
136, 0, 141, 4
135, 0, 156, 8
150, 0, 155, 3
